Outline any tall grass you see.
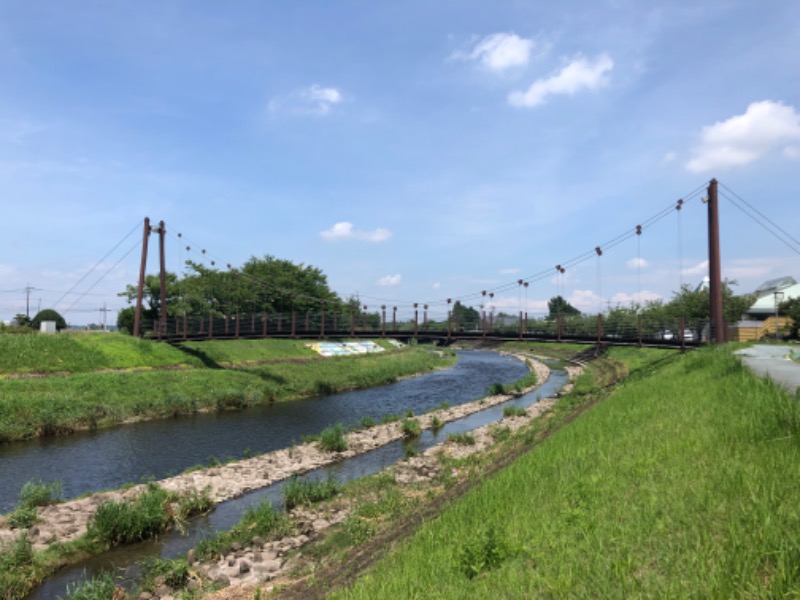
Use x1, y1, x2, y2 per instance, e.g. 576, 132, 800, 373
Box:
334, 346, 800, 598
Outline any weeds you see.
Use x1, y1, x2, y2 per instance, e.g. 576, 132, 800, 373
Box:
6, 479, 62, 529
358, 416, 376, 429
430, 415, 444, 431
401, 418, 421, 438
87, 483, 172, 546
319, 424, 348, 452
459, 526, 514, 579
282, 475, 340, 510
447, 432, 476, 446
502, 406, 527, 418
488, 382, 505, 396
61, 570, 117, 600
195, 501, 290, 561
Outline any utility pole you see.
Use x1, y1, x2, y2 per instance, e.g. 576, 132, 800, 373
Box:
24, 285, 35, 318
706, 179, 725, 343
98, 304, 112, 331
133, 218, 168, 338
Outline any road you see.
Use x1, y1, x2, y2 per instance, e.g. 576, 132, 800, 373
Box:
735, 344, 800, 396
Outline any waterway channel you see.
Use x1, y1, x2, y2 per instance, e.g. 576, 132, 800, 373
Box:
28, 365, 568, 599
0, 350, 527, 514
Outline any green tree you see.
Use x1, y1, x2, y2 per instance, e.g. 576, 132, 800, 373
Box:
31, 309, 67, 331
547, 296, 580, 319
664, 281, 754, 325
452, 301, 480, 330
780, 297, 800, 338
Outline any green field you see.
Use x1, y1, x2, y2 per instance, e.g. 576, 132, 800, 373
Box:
0, 334, 454, 442
335, 345, 800, 598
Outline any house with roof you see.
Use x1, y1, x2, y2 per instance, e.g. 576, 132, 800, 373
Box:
728, 276, 798, 341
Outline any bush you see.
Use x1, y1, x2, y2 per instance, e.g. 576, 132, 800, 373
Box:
359, 416, 376, 429
30, 309, 67, 331
459, 526, 512, 579
319, 423, 348, 452
19, 479, 62, 508
430, 415, 444, 431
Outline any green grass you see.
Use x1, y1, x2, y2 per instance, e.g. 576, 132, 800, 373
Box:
61, 571, 116, 600
502, 406, 527, 418
282, 475, 341, 510
0, 333, 200, 375
318, 424, 348, 452
401, 418, 422, 438
195, 501, 291, 561
333, 345, 800, 599
0, 345, 454, 442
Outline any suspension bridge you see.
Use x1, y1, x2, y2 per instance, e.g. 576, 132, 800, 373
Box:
16, 178, 799, 348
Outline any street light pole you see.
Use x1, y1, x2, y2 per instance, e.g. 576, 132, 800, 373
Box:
774, 291, 784, 341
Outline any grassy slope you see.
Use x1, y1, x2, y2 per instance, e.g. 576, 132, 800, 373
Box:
0, 334, 453, 442
335, 345, 800, 598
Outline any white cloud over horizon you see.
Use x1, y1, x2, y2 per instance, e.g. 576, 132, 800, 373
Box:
686, 100, 800, 172
627, 257, 649, 269
508, 53, 613, 108
320, 222, 392, 242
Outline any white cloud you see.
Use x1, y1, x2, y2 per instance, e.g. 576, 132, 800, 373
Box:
269, 84, 344, 116
320, 222, 392, 243
499, 267, 519, 275
609, 290, 663, 306
432, 282, 441, 289
626, 257, 648, 269
686, 101, 800, 173
457, 32, 536, 71
377, 274, 402, 287
662, 151, 677, 163
682, 260, 709, 277
508, 53, 613, 108
784, 146, 800, 160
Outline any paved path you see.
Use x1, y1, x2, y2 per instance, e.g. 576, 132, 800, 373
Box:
735, 345, 800, 396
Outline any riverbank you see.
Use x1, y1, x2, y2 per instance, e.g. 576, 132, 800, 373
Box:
0, 353, 549, 598
0, 335, 455, 442
329, 345, 800, 598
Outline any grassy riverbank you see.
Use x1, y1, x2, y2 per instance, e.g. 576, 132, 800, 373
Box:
334, 345, 800, 598
0, 334, 454, 442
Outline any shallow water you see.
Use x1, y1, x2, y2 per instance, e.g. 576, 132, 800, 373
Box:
28, 368, 568, 599
0, 351, 526, 513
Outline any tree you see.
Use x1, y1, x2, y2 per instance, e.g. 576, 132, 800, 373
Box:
547, 296, 580, 320
31, 309, 67, 331
780, 297, 800, 338
451, 302, 480, 330
664, 280, 754, 325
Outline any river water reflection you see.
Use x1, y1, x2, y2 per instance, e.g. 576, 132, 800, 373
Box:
0, 350, 527, 512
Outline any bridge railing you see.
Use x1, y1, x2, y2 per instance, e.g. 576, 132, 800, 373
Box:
137, 311, 706, 347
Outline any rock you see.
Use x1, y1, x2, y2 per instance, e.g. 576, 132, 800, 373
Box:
155, 584, 172, 597
239, 560, 251, 574
211, 571, 230, 586
186, 549, 196, 565
252, 535, 264, 547
230, 541, 242, 552
263, 558, 282, 572
252, 551, 263, 562
138, 593, 153, 600
227, 556, 236, 567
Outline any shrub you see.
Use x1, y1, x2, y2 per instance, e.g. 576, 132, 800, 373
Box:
359, 416, 376, 429
282, 475, 340, 510
7, 506, 38, 529
30, 308, 67, 332
430, 415, 444, 431
319, 423, 348, 452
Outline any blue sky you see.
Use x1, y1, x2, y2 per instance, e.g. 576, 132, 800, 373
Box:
1, 1, 799, 325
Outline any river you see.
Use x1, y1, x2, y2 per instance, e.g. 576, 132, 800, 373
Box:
0, 350, 527, 513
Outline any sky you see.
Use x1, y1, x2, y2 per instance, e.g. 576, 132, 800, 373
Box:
1, 0, 799, 325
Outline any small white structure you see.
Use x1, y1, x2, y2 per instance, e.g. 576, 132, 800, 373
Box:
40, 320, 57, 334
